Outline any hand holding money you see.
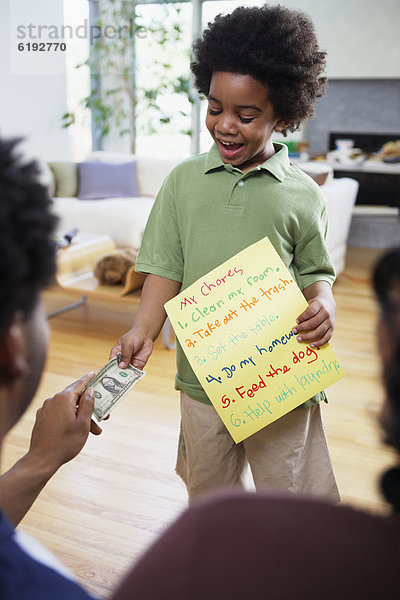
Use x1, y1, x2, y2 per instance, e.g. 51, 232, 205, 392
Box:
86, 353, 146, 421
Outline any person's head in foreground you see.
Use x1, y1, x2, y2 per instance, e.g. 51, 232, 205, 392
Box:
190, 3, 326, 172
374, 247, 400, 511
0, 135, 100, 460
0, 137, 57, 435
0, 137, 101, 598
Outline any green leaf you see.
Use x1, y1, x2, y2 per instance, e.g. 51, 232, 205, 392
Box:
61, 112, 76, 128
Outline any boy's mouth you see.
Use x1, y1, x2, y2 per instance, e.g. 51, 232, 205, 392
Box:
216, 138, 244, 159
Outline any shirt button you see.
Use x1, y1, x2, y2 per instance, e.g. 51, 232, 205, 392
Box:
257, 166, 261, 170
238, 180, 244, 187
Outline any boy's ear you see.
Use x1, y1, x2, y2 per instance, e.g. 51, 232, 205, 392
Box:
0, 315, 28, 382
274, 120, 291, 133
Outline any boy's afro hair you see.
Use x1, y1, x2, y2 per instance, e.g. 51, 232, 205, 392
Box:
191, 3, 327, 135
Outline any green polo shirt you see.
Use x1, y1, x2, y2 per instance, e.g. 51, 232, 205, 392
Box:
136, 143, 335, 405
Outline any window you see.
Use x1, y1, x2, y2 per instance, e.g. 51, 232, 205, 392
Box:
63, 0, 92, 160
135, 2, 192, 158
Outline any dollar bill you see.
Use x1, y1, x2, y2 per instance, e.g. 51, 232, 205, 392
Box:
86, 353, 146, 421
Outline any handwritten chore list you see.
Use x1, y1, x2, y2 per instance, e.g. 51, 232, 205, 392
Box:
165, 236, 344, 443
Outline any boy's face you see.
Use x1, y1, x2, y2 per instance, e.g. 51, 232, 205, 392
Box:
206, 71, 289, 172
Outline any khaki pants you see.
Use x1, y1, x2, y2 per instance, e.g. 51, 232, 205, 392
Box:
176, 392, 340, 503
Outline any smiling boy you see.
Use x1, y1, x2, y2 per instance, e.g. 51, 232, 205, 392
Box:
110, 3, 339, 502
206, 71, 288, 171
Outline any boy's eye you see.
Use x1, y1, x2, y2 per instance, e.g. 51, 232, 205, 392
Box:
238, 115, 254, 124
208, 108, 254, 123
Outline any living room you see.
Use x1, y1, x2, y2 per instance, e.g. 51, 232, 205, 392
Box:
1, 0, 400, 598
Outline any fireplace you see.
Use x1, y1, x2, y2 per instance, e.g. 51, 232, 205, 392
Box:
326, 132, 400, 208
329, 132, 400, 155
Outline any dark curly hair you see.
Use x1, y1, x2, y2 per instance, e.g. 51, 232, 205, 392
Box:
0, 137, 57, 337
191, 3, 327, 135
373, 248, 400, 511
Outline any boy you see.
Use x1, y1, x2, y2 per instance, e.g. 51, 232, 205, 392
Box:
110, 4, 339, 502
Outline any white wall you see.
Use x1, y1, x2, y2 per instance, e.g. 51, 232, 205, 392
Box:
2, 0, 397, 162
0, 0, 70, 162
203, 0, 400, 79
274, 0, 400, 79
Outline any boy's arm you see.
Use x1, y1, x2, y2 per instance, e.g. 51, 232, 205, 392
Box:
110, 274, 181, 369
0, 374, 101, 526
293, 281, 336, 347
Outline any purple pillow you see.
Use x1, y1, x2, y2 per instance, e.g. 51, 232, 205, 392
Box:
78, 160, 138, 199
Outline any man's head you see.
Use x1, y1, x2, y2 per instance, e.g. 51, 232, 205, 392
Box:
0, 137, 57, 432
191, 3, 327, 137
373, 248, 400, 511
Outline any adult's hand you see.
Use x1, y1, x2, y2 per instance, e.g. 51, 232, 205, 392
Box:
0, 372, 102, 526
28, 371, 102, 470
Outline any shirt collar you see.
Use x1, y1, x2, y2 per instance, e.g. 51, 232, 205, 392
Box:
204, 142, 290, 182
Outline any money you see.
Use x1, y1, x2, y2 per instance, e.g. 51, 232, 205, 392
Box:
86, 353, 146, 421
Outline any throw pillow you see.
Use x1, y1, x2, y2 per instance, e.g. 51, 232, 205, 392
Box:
48, 161, 79, 197
78, 160, 138, 199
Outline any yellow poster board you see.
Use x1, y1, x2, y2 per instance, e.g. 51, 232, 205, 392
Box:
165, 236, 344, 443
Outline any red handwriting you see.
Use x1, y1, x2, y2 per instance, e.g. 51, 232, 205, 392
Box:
292, 345, 319, 365
235, 374, 267, 400
180, 296, 197, 310
201, 266, 244, 297
221, 376, 268, 408
265, 363, 291, 378
221, 394, 234, 408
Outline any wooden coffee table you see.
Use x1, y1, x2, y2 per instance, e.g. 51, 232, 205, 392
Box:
57, 232, 116, 288
48, 232, 145, 318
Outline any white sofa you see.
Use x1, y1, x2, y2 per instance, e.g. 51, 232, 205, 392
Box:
294, 161, 359, 275
51, 152, 181, 251
325, 177, 359, 274
50, 153, 359, 277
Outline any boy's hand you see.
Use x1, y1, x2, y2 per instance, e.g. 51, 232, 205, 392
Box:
293, 281, 336, 347
110, 274, 181, 369
110, 327, 153, 370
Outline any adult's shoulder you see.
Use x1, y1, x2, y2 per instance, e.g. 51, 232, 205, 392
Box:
113, 489, 400, 600
188, 489, 399, 545
0, 511, 92, 600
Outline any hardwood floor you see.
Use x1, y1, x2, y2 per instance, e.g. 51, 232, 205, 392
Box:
1, 245, 397, 598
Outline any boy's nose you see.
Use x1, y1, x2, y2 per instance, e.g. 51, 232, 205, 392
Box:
216, 114, 238, 136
